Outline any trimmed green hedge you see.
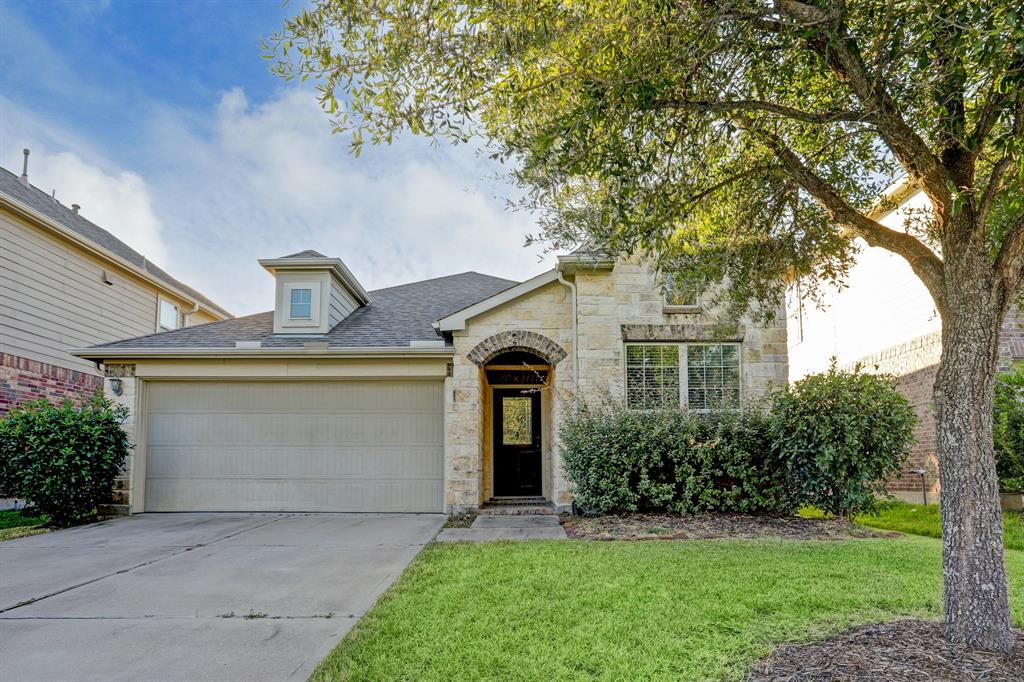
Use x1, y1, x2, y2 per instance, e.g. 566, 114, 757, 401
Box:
560, 365, 915, 517
561, 406, 792, 515
0, 393, 131, 526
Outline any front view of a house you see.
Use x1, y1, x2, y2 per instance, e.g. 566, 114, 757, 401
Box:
77, 250, 788, 514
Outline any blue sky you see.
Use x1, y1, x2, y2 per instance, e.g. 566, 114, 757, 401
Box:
0, 0, 551, 315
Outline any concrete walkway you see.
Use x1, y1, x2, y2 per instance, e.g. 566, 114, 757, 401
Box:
435, 514, 567, 542
0, 512, 445, 682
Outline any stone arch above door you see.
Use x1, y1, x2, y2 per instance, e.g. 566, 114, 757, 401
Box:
466, 330, 568, 367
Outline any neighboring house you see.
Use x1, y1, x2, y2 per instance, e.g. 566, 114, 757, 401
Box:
75, 250, 788, 514
0, 163, 231, 414
787, 178, 1024, 503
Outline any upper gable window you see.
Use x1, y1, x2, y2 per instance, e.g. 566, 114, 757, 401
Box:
663, 274, 701, 310
158, 299, 179, 331
289, 287, 313, 319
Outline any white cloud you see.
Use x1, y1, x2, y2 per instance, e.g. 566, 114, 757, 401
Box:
2, 142, 169, 266
141, 87, 550, 315
2, 87, 551, 317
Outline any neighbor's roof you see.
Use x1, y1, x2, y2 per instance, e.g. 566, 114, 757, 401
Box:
81, 271, 518, 352
0, 166, 231, 319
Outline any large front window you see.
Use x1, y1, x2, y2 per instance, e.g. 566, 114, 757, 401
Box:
626, 343, 740, 410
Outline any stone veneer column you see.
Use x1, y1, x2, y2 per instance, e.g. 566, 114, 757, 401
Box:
444, 353, 484, 511
102, 363, 138, 512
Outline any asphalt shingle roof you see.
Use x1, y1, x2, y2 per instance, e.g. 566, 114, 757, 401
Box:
0, 166, 231, 318
88, 271, 518, 350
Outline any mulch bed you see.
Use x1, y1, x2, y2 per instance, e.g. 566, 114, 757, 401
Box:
748, 620, 1024, 681
559, 513, 896, 541
443, 510, 478, 529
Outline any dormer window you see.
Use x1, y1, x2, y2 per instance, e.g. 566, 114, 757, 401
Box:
258, 251, 370, 335
159, 299, 179, 330
290, 288, 312, 319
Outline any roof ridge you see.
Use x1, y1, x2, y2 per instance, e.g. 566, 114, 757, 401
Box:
369, 270, 518, 294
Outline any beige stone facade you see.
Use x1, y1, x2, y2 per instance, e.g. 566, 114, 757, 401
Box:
443, 257, 789, 512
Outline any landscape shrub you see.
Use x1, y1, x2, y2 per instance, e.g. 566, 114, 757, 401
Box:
560, 364, 916, 517
0, 393, 131, 526
994, 366, 1024, 493
769, 363, 915, 516
559, 403, 793, 515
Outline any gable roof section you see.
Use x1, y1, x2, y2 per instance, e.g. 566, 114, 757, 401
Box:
76, 271, 518, 356
437, 269, 562, 331
0, 166, 231, 319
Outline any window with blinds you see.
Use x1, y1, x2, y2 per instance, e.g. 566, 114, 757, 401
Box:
625, 344, 680, 409
625, 343, 741, 410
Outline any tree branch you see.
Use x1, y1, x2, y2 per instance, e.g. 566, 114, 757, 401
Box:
966, 55, 1024, 154
680, 164, 782, 209
977, 155, 1014, 227
748, 122, 948, 313
649, 98, 871, 125
979, 93, 1023, 229
995, 214, 1024, 291
774, 0, 953, 210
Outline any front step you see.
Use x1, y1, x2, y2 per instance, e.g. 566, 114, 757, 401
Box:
479, 497, 556, 515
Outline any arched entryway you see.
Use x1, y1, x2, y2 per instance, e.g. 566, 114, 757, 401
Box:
482, 349, 553, 501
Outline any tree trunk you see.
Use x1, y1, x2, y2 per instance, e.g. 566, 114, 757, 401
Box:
934, 292, 1014, 651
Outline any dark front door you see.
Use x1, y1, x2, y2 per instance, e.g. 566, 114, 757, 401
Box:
493, 387, 542, 497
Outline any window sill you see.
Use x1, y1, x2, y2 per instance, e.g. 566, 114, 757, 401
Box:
662, 305, 701, 314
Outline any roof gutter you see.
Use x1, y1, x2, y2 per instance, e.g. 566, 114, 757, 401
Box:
71, 346, 455, 361
865, 176, 918, 221
0, 192, 232, 320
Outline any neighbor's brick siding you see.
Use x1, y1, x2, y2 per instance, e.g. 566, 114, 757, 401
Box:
846, 333, 942, 497
999, 306, 1024, 371
0, 352, 104, 414
851, 307, 1024, 501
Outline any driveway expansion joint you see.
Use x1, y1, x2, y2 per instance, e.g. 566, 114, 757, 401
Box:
0, 513, 292, 615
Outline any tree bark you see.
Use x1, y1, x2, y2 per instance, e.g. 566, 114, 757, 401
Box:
933, 273, 1014, 651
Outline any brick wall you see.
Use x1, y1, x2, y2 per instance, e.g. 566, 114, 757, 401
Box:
845, 333, 942, 501
999, 305, 1024, 370
0, 353, 104, 413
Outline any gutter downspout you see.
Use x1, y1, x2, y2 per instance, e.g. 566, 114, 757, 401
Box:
184, 302, 200, 327
556, 268, 578, 391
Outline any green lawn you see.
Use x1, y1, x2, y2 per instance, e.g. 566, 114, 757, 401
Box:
313, 537, 1024, 682
0, 509, 49, 541
855, 501, 1024, 551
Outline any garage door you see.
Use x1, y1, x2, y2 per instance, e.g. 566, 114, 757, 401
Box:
143, 380, 444, 512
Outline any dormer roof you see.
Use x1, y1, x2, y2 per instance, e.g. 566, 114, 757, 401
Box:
258, 252, 371, 307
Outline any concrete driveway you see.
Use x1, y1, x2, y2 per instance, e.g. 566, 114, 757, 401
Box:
0, 512, 445, 682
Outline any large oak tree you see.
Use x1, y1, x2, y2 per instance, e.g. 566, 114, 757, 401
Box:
267, 0, 1024, 650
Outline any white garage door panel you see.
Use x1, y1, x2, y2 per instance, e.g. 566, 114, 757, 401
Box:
144, 380, 444, 512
